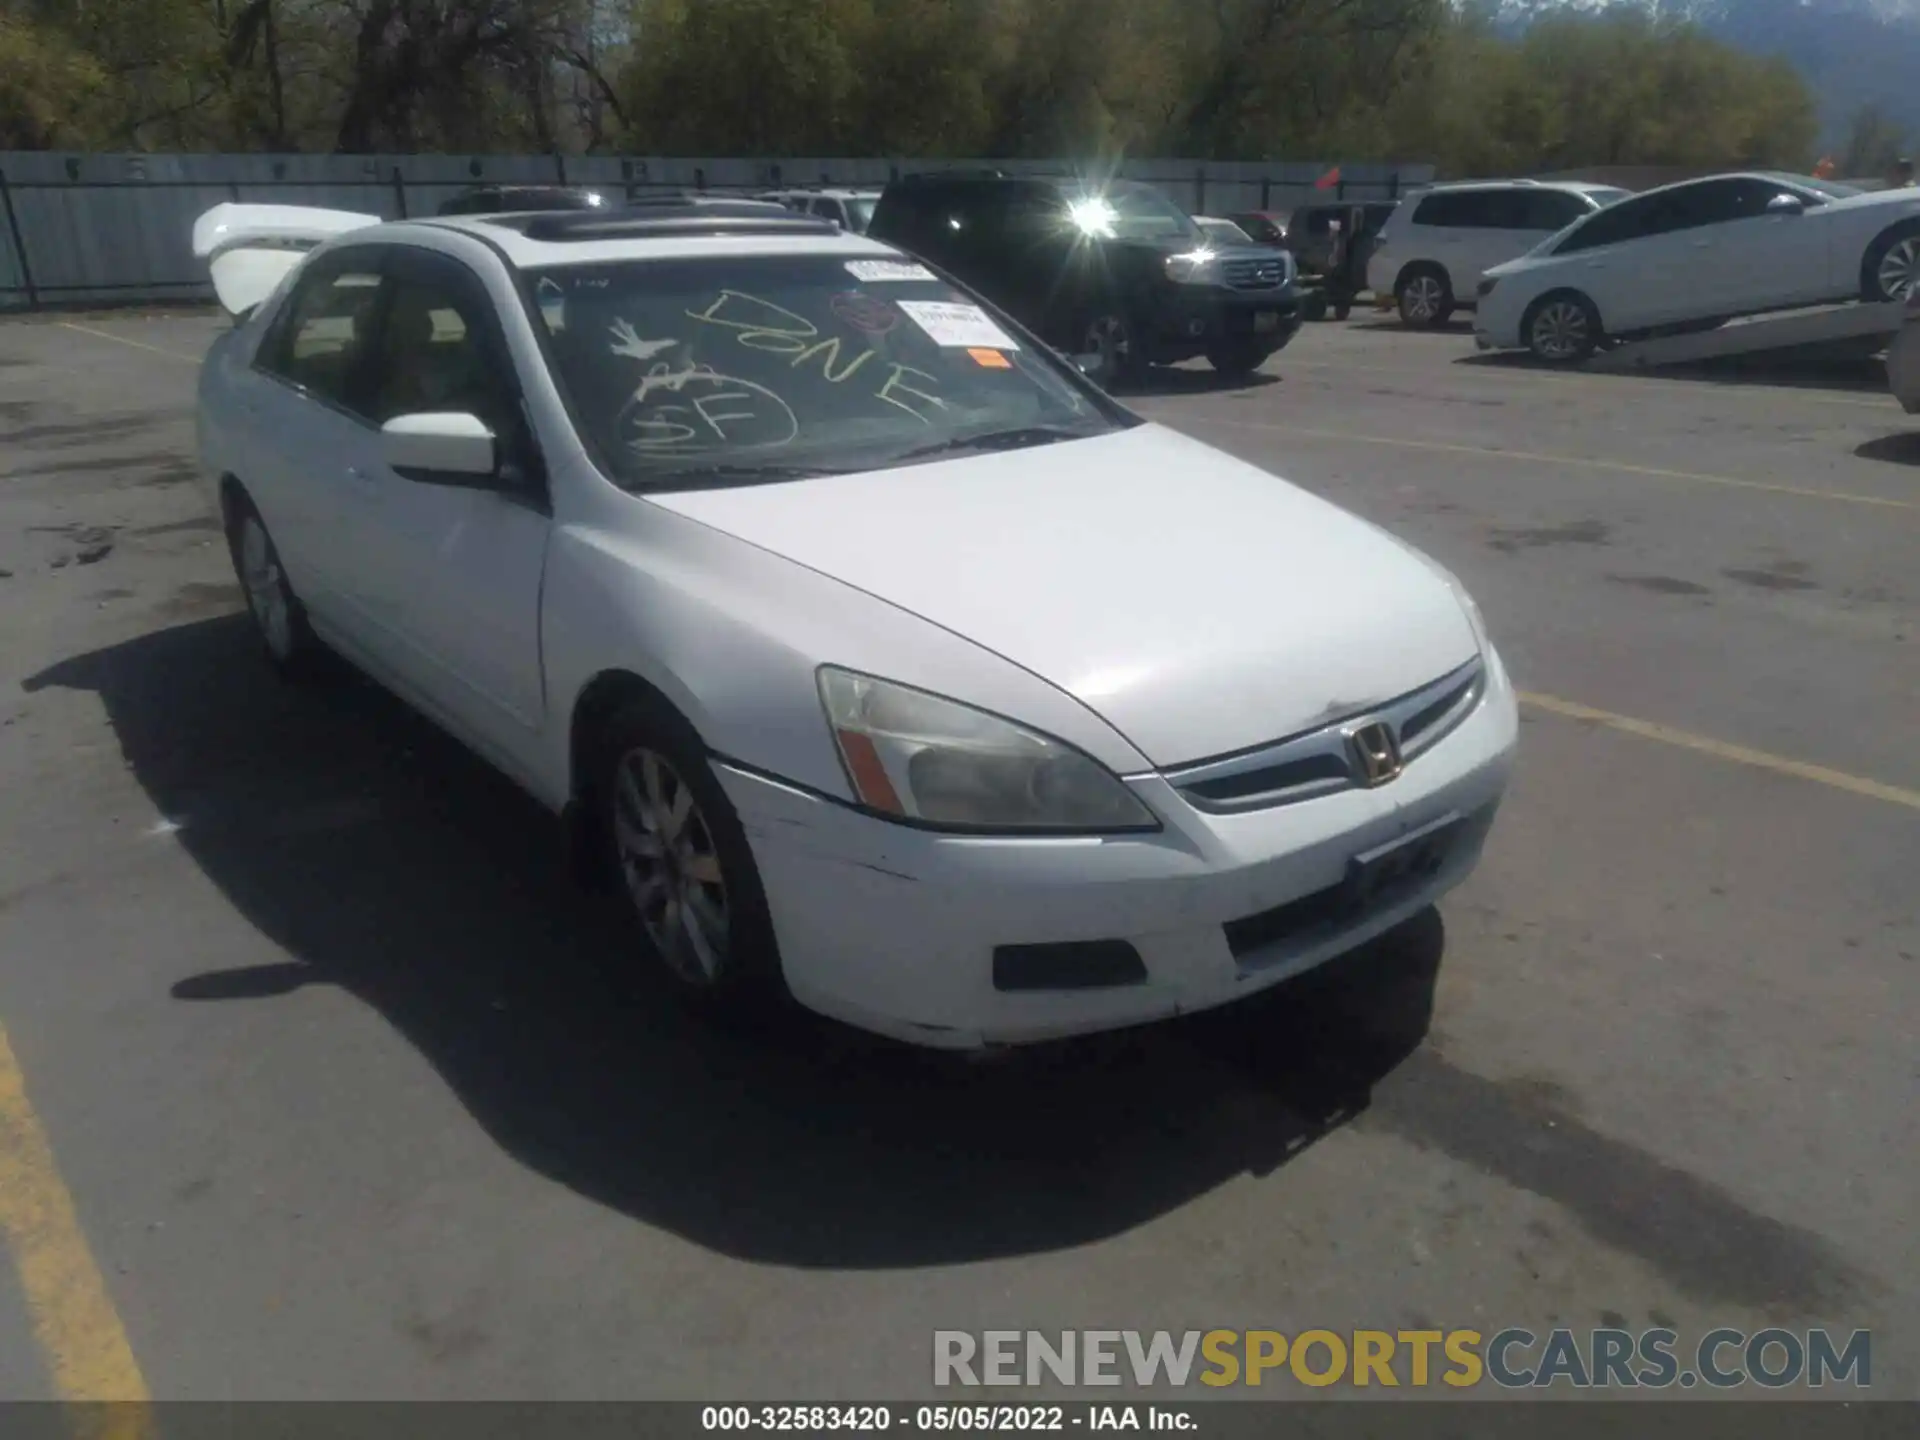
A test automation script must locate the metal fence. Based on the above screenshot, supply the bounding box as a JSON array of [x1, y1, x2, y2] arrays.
[[0, 152, 1431, 309]]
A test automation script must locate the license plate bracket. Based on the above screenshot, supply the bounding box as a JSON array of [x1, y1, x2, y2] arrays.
[[1253, 310, 1281, 334], [1343, 811, 1463, 912]]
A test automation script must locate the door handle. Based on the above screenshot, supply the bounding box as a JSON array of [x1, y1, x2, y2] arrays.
[[1691, 239, 1713, 249]]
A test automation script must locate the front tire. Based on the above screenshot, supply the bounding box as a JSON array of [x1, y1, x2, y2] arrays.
[[1522, 291, 1602, 365], [595, 699, 784, 1017], [1205, 337, 1274, 377], [1396, 266, 1454, 328], [223, 487, 322, 679], [1862, 221, 1920, 303], [1079, 309, 1145, 388]]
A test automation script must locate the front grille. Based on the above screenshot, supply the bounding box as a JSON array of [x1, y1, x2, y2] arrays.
[[1222, 257, 1287, 290], [1224, 805, 1490, 967], [1164, 657, 1485, 815]]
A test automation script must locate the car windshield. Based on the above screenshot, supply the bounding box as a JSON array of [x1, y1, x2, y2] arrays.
[[1067, 183, 1203, 245], [845, 197, 876, 232], [1197, 218, 1252, 245], [528, 254, 1125, 491]]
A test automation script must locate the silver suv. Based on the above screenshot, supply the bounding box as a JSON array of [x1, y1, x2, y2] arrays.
[[1367, 180, 1630, 327]]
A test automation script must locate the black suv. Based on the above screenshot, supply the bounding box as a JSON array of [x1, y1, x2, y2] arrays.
[[868, 172, 1300, 383], [437, 185, 611, 216]]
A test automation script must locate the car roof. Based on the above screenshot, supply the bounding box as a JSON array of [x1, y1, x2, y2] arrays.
[[385, 210, 902, 269], [1416, 178, 1612, 196]]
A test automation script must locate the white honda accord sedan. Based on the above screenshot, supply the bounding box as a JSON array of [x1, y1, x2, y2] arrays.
[[190, 197, 1518, 1048]]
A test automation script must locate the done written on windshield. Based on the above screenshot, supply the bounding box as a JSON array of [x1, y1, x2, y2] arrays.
[[527, 255, 1130, 486]]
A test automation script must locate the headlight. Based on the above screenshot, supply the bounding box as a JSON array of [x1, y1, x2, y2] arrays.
[[1067, 198, 1119, 237], [1164, 248, 1219, 284], [817, 667, 1159, 833]]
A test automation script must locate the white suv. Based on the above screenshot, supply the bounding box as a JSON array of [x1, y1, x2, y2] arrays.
[[1368, 180, 1630, 327]]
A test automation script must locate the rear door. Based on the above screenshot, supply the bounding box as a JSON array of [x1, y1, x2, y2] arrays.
[[236, 246, 392, 640], [1690, 178, 1832, 312], [1461, 189, 1556, 287]]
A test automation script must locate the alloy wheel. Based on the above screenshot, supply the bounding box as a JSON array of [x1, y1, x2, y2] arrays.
[[1084, 315, 1132, 380], [1531, 300, 1591, 362], [611, 746, 730, 986], [1877, 238, 1920, 301], [238, 517, 294, 660], [1402, 275, 1444, 323]]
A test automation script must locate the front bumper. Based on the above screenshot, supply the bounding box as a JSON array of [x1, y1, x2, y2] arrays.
[[718, 648, 1520, 1049], [1141, 286, 1302, 360]]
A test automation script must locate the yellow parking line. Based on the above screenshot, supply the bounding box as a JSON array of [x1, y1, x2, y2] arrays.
[[1519, 691, 1920, 812], [56, 321, 198, 364], [0, 1022, 151, 1409], [1186, 415, 1919, 511]]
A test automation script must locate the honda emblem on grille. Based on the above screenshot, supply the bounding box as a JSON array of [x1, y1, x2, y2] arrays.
[[1349, 721, 1403, 786]]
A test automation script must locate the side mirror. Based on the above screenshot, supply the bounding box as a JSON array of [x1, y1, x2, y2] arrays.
[[1767, 193, 1805, 216], [381, 412, 497, 484]]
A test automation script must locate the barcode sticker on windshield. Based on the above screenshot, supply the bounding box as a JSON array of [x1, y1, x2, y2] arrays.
[[896, 300, 1020, 351], [844, 260, 937, 283]]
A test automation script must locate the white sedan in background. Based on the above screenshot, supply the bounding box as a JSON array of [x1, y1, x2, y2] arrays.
[[1477, 172, 1920, 363], [190, 197, 1516, 1049]]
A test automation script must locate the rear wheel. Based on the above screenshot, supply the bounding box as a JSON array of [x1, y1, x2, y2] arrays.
[[223, 487, 323, 679], [1862, 221, 1920, 303], [1396, 266, 1454, 328], [1522, 291, 1601, 365]]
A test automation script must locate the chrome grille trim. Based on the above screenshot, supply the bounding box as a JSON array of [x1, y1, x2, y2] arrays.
[[1162, 656, 1485, 814], [1222, 256, 1288, 290]]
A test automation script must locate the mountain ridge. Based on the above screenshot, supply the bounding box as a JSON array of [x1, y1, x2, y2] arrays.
[[1489, 0, 1920, 149]]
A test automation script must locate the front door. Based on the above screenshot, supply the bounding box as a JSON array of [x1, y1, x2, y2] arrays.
[[1689, 179, 1832, 314], [354, 245, 551, 767]]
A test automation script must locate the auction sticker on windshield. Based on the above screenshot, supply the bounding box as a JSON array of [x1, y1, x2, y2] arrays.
[[845, 260, 938, 283], [897, 300, 1021, 351]]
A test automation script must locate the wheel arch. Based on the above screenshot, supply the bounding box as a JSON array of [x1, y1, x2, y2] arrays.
[[1394, 258, 1452, 295], [1862, 216, 1920, 300], [564, 667, 701, 889], [1521, 285, 1606, 333]]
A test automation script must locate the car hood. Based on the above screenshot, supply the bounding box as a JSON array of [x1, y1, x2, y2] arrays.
[[643, 425, 1479, 768]]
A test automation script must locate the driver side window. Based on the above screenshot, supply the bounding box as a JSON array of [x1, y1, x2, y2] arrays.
[[364, 259, 520, 439]]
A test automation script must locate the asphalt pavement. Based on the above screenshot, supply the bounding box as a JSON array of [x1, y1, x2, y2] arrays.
[[0, 307, 1914, 1402]]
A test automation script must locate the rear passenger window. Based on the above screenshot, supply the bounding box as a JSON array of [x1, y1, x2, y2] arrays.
[[258, 255, 387, 417], [1413, 191, 1498, 228], [1516, 191, 1590, 231]]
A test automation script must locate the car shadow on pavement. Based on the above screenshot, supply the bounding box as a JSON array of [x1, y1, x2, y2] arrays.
[[1457, 349, 1893, 396], [1109, 367, 1282, 398], [25, 616, 1446, 1269], [1855, 431, 1920, 466]]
